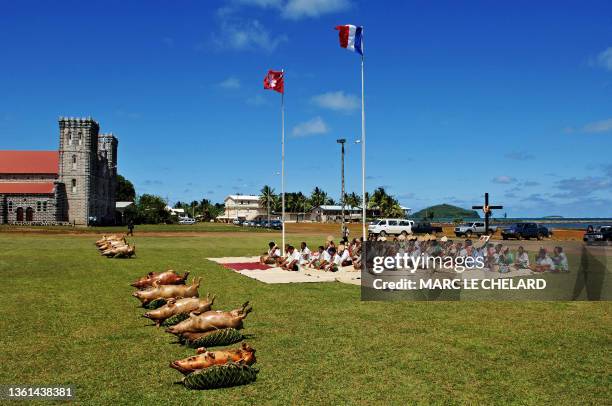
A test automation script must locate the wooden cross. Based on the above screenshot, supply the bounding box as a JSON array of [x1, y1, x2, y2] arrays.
[[472, 193, 503, 234]]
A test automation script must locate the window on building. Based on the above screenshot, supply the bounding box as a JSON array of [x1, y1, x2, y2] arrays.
[[43, 201, 47, 212], [68, 133, 73, 146], [78, 132, 83, 145], [71, 179, 77, 193], [37, 201, 42, 212], [7, 201, 12, 212], [72, 155, 77, 170]]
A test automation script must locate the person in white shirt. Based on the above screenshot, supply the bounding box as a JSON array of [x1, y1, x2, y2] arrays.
[[552, 246, 569, 272], [514, 246, 530, 269], [299, 242, 311, 265], [324, 247, 340, 272], [317, 247, 333, 270], [308, 246, 324, 268], [260, 241, 281, 265], [337, 244, 351, 267], [281, 245, 302, 271], [532, 248, 554, 272]]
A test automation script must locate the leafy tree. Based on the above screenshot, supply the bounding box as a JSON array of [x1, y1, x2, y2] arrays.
[[259, 185, 276, 221], [344, 192, 361, 208], [115, 174, 136, 201], [309, 187, 328, 208], [368, 187, 404, 218], [134, 194, 171, 224]]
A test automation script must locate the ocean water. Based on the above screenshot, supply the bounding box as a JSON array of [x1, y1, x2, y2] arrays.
[[428, 218, 612, 230]]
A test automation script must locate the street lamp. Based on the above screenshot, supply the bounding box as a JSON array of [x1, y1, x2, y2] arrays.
[[337, 138, 346, 239]]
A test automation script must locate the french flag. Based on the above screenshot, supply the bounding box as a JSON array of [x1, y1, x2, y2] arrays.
[[335, 25, 363, 55]]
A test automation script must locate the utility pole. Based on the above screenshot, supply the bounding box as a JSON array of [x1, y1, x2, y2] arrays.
[[337, 138, 346, 239]]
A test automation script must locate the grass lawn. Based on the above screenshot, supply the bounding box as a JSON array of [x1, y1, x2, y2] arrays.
[[0, 232, 610, 404]]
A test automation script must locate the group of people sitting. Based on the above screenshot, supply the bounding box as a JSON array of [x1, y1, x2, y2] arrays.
[[379, 234, 569, 273], [259, 236, 363, 272], [259, 234, 569, 274]]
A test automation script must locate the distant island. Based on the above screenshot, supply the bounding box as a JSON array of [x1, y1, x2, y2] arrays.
[[543, 215, 564, 219], [411, 204, 480, 220]]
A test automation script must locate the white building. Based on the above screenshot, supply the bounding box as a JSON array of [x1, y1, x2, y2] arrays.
[[218, 194, 266, 222]]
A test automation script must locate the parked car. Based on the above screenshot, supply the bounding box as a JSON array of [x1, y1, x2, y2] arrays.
[[454, 222, 497, 237], [231, 219, 241, 225], [583, 225, 612, 242], [368, 219, 414, 237], [538, 225, 552, 238], [501, 223, 546, 240], [269, 220, 283, 230], [178, 217, 196, 225], [411, 222, 443, 235]]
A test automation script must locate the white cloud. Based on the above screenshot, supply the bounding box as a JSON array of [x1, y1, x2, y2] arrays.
[[281, 0, 351, 19], [492, 176, 516, 184], [217, 76, 241, 89], [593, 47, 612, 71], [212, 19, 288, 53], [292, 116, 329, 137], [582, 118, 612, 133], [311, 91, 359, 112], [228, 0, 351, 20]]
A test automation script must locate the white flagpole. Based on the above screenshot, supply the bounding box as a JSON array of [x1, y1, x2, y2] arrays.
[[360, 39, 366, 242], [281, 70, 286, 256]]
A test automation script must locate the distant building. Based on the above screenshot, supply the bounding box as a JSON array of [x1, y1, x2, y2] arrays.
[[310, 205, 364, 222], [166, 206, 186, 217], [0, 117, 118, 225], [218, 194, 266, 222]]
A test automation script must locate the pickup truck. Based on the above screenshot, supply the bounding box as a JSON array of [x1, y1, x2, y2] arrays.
[[583, 225, 612, 242], [411, 222, 443, 235], [454, 222, 497, 237], [501, 223, 546, 240]]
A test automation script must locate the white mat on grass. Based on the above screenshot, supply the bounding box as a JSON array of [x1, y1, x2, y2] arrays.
[[207, 257, 361, 285]]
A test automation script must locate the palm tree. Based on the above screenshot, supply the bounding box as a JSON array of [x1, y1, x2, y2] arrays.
[[309, 187, 328, 208], [344, 192, 361, 208], [369, 187, 403, 218], [259, 185, 276, 223], [293, 191, 309, 222]]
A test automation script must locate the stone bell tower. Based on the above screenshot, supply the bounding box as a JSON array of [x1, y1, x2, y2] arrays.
[[58, 117, 99, 225]]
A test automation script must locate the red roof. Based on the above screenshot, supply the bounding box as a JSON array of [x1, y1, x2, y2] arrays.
[[0, 151, 59, 174], [0, 182, 55, 194]]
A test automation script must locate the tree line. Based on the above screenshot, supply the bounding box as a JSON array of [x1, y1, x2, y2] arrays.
[[258, 185, 405, 218]]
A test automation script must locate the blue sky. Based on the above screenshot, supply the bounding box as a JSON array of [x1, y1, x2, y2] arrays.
[[1, 0, 611, 217]]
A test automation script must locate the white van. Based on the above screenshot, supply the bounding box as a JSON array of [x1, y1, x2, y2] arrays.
[[368, 218, 414, 237], [178, 217, 196, 225]]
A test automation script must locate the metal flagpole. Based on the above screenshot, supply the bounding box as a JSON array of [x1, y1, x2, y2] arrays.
[[360, 43, 366, 241], [281, 70, 286, 256]]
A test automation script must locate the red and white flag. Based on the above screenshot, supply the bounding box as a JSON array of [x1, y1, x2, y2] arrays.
[[263, 70, 284, 93]]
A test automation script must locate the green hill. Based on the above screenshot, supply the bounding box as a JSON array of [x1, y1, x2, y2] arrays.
[[411, 204, 480, 220]]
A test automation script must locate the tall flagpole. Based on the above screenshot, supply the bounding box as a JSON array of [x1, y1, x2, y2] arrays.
[[360, 41, 366, 242], [281, 70, 286, 255]]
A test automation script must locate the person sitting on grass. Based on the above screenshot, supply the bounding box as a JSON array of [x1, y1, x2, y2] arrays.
[[299, 242, 311, 265], [551, 246, 569, 272], [531, 248, 554, 272], [281, 245, 301, 272], [260, 241, 281, 265], [498, 247, 514, 273], [514, 246, 530, 269], [308, 246, 325, 268], [350, 239, 363, 270], [337, 244, 352, 267], [324, 247, 340, 272], [316, 246, 333, 270], [277, 244, 291, 267]]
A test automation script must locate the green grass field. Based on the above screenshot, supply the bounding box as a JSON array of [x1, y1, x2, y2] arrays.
[[0, 232, 610, 405]]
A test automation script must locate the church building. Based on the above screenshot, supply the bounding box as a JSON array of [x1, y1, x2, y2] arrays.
[[0, 117, 119, 225]]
